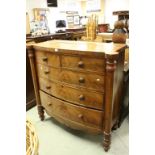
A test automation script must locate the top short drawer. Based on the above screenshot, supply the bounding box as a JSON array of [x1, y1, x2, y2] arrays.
[[61, 55, 105, 73], [35, 50, 60, 67]]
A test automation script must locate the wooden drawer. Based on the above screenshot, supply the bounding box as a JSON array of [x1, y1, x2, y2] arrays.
[[60, 70, 104, 91], [37, 64, 104, 91], [40, 90, 103, 128], [36, 64, 60, 82], [35, 50, 60, 67], [61, 55, 105, 73], [38, 77, 104, 110]]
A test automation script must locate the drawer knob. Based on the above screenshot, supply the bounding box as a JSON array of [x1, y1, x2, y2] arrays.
[[78, 61, 84, 68], [55, 48, 58, 52], [48, 102, 52, 106], [46, 85, 51, 89], [44, 70, 50, 74], [79, 94, 85, 101], [79, 77, 85, 83], [78, 114, 83, 119], [96, 78, 101, 82], [42, 57, 48, 61]]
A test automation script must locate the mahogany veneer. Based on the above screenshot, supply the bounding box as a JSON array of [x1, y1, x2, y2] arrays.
[[27, 40, 126, 152]]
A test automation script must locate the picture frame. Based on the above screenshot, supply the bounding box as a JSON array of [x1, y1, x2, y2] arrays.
[[67, 16, 74, 23], [74, 15, 80, 25], [86, 0, 101, 13]]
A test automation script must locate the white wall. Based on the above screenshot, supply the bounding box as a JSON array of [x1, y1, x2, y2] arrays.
[[80, 0, 105, 24], [26, 0, 82, 33], [26, 0, 129, 31], [26, 0, 47, 21], [104, 0, 129, 28]]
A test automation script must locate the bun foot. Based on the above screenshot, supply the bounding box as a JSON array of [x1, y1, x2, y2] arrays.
[[103, 141, 110, 152], [104, 146, 110, 152]]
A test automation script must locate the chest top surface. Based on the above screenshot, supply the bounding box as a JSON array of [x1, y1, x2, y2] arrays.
[[30, 40, 126, 55]]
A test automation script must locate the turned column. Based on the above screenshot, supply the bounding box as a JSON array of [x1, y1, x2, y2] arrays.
[[103, 54, 118, 151], [27, 46, 44, 121]]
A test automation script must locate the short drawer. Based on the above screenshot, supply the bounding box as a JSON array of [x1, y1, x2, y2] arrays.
[[36, 64, 60, 82], [40, 91, 103, 128], [38, 77, 104, 110], [61, 55, 105, 73], [37, 64, 104, 92], [35, 50, 60, 67]]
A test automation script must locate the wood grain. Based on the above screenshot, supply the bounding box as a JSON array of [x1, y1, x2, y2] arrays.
[[40, 90, 103, 129], [46, 112, 102, 134], [61, 55, 105, 73], [35, 50, 60, 67], [38, 77, 104, 110], [36, 63, 104, 92], [32, 40, 126, 56], [27, 40, 126, 152], [27, 48, 44, 120]]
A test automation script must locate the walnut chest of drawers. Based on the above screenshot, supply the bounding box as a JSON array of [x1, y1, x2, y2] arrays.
[[27, 40, 126, 151]]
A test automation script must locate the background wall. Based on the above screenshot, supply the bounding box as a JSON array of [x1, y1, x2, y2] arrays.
[[80, 0, 105, 24], [26, 0, 129, 31], [104, 0, 129, 28], [26, 0, 82, 33], [26, 13, 31, 34], [26, 0, 47, 21]]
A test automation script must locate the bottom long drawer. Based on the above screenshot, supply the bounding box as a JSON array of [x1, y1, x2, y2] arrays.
[[40, 90, 103, 129]]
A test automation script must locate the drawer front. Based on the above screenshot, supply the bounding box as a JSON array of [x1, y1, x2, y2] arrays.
[[40, 91, 103, 128], [61, 55, 105, 73], [37, 64, 104, 91], [36, 64, 61, 82], [38, 78, 104, 110], [35, 50, 60, 67], [60, 70, 104, 91]]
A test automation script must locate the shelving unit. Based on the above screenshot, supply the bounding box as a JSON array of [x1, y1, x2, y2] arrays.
[[113, 10, 129, 33], [113, 10, 129, 20]]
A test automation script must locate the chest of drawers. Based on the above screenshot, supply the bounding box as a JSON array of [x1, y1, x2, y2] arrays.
[[27, 40, 126, 151]]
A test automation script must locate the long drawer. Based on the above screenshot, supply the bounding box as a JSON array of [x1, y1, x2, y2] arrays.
[[38, 77, 104, 110], [40, 90, 103, 129], [36, 64, 104, 92], [61, 55, 105, 73], [35, 50, 60, 67]]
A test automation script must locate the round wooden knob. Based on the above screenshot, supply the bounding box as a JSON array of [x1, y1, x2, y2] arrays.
[[48, 102, 52, 106], [79, 94, 85, 101], [46, 85, 51, 89], [55, 48, 58, 52], [78, 61, 84, 68], [44, 70, 50, 74], [42, 57, 48, 61], [96, 78, 100, 82], [79, 77, 85, 83], [78, 114, 83, 119]]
